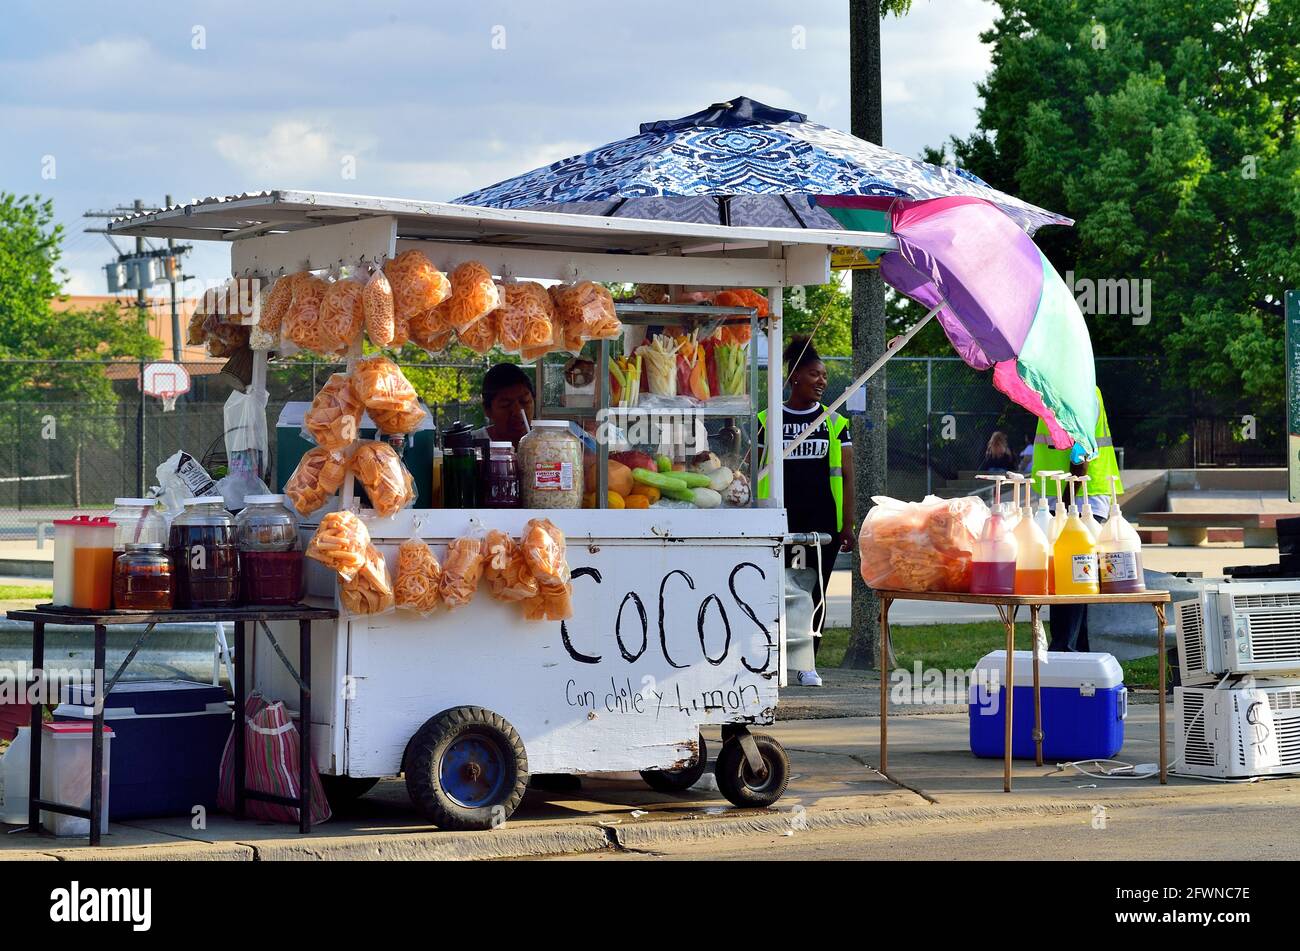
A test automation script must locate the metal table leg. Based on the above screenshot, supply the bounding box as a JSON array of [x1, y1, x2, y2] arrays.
[[999, 604, 1015, 792], [89, 624, 105, 846], [27, 620, 44, 833], [1030, 604, 1043, 767], [233, 620, 246, 817], [879, 596, 891, 775], [1155, 603, 1168, 785], [298, 618, 312, 834]]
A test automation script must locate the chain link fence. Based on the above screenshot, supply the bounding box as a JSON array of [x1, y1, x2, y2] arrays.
[[0, 356, 1282, 538]]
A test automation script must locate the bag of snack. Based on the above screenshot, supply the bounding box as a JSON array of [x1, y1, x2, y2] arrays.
[[363, 267, 398, 349], [440, 533, 485, 610], [521, 581, 573, 621], [521, 517, 570, 587], [394, 536, 442, 615], [351, 354, 418, 413], [857, 495, 988, 593], [384, 249, 450, 322], [409, 302, 455, 354], [283, 273, 328, 353], [340, 544, 395, 616], [260, 273, 295, 336], [555, 281, 620, 341], [506, 282, 557, 362], [458, 302, 498, 355], [284, 445, 348, 516], [446, 261, 500, 333], [317, 276, 366, 356], [483, 529, 540, 603], [303, 372, 363, 451], [350, 441, 416, 517], [368, 402, 427, 435], [306, 509, 371, 581]]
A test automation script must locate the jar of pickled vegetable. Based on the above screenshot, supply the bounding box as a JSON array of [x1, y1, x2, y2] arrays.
[[518, 421, 583, 509]]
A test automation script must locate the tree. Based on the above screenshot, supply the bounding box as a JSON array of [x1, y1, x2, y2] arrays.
[[941, 0, 1300, 422], [845, 0, 914, 671]]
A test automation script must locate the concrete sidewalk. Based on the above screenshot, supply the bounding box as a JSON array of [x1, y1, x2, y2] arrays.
[[5, 697, 1294, 861]]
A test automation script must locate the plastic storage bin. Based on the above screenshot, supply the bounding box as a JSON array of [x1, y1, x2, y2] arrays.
[[40, 721, 114, 836], [968, 650, 1127, 761], [55, 680, 231, 820]]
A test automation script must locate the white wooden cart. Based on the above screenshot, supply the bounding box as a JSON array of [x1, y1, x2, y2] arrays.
[[111, 191, 896, 829]]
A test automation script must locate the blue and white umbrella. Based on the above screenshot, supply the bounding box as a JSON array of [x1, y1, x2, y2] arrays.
[[455, 97, 1071, 235]]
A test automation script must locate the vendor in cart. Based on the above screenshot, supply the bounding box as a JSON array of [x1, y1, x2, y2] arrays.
[[471, 363, 536, 447]]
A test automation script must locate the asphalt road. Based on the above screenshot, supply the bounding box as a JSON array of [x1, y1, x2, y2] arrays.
[[548, 798, 1300, 861]]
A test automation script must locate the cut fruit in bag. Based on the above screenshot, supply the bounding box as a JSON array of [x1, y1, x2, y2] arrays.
[[394, 536, 442, 614], [350, 441, 416, 517], [306, 510, 371, 581]]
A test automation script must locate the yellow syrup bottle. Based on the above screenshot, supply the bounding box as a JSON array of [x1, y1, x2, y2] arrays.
[[1052, 477, 1100, 595]]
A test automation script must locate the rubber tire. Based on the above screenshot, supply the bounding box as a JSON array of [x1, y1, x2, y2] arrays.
[[319, 775, 379, 808], [714, 733, 790, 808], [640, 735, 709, 793], [404, 706, 529, 831]]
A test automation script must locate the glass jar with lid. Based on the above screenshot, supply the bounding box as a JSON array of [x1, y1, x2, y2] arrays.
[[113, 543, 174, 611], [518, 420, 583, 509], [168, 497, 239, 608], [107, 498, 166, 553], [483, 441, 521, 508], [234, 494, 304, 606]]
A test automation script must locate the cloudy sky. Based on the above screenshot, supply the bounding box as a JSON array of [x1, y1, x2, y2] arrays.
[[1, 0, 998, 296]]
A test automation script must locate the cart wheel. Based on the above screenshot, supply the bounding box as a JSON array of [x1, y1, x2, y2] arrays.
[[640, 736, 709, 793], [404, 706, 529, 831], [319, 775, 380, 809], [714, 733, 789, 808]]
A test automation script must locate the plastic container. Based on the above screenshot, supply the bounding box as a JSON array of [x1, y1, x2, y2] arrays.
[[0, 724, 31, 824], [442, 422, 480, 509], [235, 494, 304, 606], [484, 441, 521, 508], [52, 516, 86, 608], [1009, 477, 1050, 595], [518, 420, 584, 509], [72, 517, 116, 611], [1098, 474, 1145, 594], [969, 650, 1126, 760], [1076, 477, 1102, 541], [107, 498, 166, 552], [40, 721, 114, 836], [971, 475, 1017, 595], [112, 544, 174, 611], [1052, 488, 1100, 595], [55, 680, 231, 819], [169, 497, 239, 609]]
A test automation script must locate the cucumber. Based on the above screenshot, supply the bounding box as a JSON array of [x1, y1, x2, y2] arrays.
[[633, 467, 689, 493], [674, 471, 713, 489]]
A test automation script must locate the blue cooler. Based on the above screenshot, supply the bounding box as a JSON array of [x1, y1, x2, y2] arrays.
[[54, 680, 232, 820], [969, 651, 1126, 761]]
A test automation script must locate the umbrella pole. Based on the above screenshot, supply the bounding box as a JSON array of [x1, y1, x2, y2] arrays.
[[768, 301, 941, 467]]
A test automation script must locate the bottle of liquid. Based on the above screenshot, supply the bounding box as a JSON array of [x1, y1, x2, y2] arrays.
[[1098, 474, 1146, 593], [971, 475, 1018, 595], [1077, 476, 1102, 541], [1032, 471, 1059, 593], [1052, 481, 1100, 595], [1001, 477, 1022, 532], [168, 497, 240, 608], [1010, 475, 1050, 595]]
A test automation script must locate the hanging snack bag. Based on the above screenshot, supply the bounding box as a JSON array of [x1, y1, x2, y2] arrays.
[[303, 372, 363, 451], [483, 529, 540, 603], [362, 266, 398, 349], [458, 300, 499, 355], [446, 261, 500, 333], [259, 273, 295, 336], [440, 533, 485, 609], [521, 517, 570, 586], [350, 441, 416, 517], [317, 276, 366, 356], [306, 509, 370, 581], [384, 249, 450, 323], [521, 581, 574, 622], [369, 402, 427, 436], [283, 273, 328, 353], [394, 536, 442, 614], [508, 282, 558, 362], [283, 445, 348, 516], [556, 281, 620, 341], [351, 354, 419, 413], [339, 543, 395, 616], [409, 302, 455, 355]]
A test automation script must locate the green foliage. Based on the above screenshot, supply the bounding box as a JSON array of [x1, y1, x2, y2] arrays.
[[940, 0, 1300, 416], [783, 279, 853, 356]]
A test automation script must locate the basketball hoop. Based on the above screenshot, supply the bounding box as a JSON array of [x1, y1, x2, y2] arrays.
[[142, 361, 192, 413]]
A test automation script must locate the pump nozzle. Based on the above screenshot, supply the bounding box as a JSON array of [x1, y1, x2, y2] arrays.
[[976, 474, 1007, 514], [1108, 473, 1121, 512]]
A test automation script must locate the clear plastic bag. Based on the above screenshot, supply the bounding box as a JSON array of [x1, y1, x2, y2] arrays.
[[284, 446, 348, 516], [350, 441, 415, 517], [260, 273, 294, 336], [317, 276, 366, 356], [521, 517, 570, 587], [363, 266, 398, 349], [340, 543, 395, 616], [446, 261, 500, 333], [409, 302, 455, 355], [368, 402, 427, 436], [351, 354, 419, 414], [857, 494, 988, 593], [521, 581, 573, 621], [306, 509, 371, 581], [483, 529, 540, 603], [554, 281, 620, 342], [303, 373, 362, 451], [458, 302, 499, 355], [394, 535, 442, 615], [384, 249, 450, 322], [283, 273, 328, 353], [440, 529, 486, 610]]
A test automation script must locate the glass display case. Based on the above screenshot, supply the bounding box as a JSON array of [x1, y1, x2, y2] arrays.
[[535, 302, 762, 509]]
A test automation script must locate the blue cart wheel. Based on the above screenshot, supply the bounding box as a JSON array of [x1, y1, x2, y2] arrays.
[[404, 707, 529, 830]]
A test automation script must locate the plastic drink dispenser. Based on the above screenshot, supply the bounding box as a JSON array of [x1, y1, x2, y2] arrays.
[[971, 475, 1017, 595], [1010, 476, 1050, 595], [1032, 472, 1059, 594], [52, 516, 88, 608], [1099, 474, 1145, 593], [72, 517, 116, 611], [1052, 477, 1100, 595]]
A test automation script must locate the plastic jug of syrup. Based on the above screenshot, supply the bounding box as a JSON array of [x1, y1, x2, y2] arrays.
[[971, 475, 1018, 595], [1052, 480, 1100, 595], [1008, 475, 1049, 595], [1098, 474, 1145, 593]]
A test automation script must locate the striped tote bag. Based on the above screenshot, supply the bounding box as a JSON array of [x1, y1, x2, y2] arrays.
[[218, 692, 331, 825]]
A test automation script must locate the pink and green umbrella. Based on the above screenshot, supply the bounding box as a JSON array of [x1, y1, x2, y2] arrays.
[[819, 194, 1098, 461]]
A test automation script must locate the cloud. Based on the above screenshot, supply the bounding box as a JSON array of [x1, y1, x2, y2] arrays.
[[214, 120, 362, 183]]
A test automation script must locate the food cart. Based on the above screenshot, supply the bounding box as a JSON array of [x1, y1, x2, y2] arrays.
[[109, 190, 896, 830]]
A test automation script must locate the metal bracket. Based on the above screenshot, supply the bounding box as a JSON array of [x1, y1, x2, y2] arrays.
[[257, 620, 311, 696], [724, 724, 767, 778], [104, 622, 157, 696]]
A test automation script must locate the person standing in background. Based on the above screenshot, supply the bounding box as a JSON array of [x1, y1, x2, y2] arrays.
[[978, 431, 1019, 473]]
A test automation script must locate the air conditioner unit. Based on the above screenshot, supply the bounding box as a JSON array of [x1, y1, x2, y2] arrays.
[[1175, 683, 1300, 779], [1174, 581, 1300, 684]]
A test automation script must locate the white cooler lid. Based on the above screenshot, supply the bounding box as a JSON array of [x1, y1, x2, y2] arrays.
[[972, 650, 1124, 691]]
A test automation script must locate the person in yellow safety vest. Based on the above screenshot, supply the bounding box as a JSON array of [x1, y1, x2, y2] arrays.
[[756, 336, 855, 687], [1031, 386, 1122, 652]]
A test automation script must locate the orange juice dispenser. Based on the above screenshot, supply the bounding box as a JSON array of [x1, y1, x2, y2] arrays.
[[1052, 477, 1099, 595], [71, 516, 116, 611], [1098, 474, 1146, 593], [1009, 475, 1050, 595], [971, 475, 1018, 595]]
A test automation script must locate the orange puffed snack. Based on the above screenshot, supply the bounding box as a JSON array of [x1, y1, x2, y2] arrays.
[[440, 536, 485, 610], [857, 495, 988, 593], [496, 282, 553, 355], [483, 530, 540, 603], [306, 510, 371, 581], [260, 275, 294, 335], [284, 446, 348, 516], [351, 354, 418, 413], [394, 538, 442, 614], [409, 302, 454, 354], [284, 274, 328, 352], [363, 268, 398, 349], [557, 281, 620, 340], [304, 373, 362, 451], [458, 304, 498, 355], [521, 581, 574, 622], [446, 261, 500, 333], [317, 278, 365, 356], [350, 441, 415, 517], [340, 544, 394, 615], [521, 518, 569, 586], [369, 403, 426, 435], [384, 250, 450, 322]]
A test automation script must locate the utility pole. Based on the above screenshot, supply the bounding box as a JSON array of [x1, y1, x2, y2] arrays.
[[134, 199, 148, 498], [166, 194, 181, 362]]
